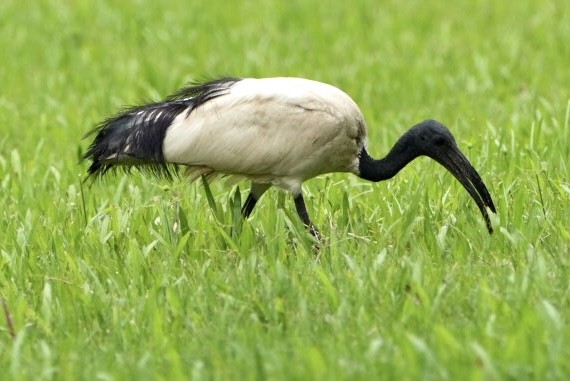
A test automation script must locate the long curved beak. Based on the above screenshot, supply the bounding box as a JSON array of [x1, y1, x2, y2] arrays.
[[432, 146, 496, 233]]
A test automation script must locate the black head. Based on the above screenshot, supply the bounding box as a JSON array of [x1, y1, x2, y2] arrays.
[[406, 119, 457, 156], [358, 119, 496, 233], [407, 119, 496, 233]]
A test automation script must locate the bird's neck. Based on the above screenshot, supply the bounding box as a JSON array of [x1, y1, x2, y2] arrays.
[[358, 140, 418, 182]]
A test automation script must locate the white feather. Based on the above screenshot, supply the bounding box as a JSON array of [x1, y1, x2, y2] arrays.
[[163, 77, 367, 194]]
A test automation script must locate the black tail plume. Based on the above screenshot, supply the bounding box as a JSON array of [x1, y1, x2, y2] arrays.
[[83, 77, 241, 178]]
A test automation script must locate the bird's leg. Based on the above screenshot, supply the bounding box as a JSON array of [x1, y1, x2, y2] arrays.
[[294, 194, 321, 240], [241, 194, 257, 218], [241, 182, 270, 218]]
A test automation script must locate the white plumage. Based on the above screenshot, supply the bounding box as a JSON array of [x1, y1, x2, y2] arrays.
[[163, 78, 365, 194], [84, 77, 496, 237]]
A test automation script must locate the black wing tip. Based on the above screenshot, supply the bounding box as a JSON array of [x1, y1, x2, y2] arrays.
[[82, 76, 241, 181], [166, 76, 242, 101], [83, 160, 179, 182], [81, 104, 177, 180]]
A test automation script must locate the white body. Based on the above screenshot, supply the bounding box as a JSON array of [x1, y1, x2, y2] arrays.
[[163, 78, 367, 194]]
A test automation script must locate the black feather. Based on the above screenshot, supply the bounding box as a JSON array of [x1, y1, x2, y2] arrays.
[[83, 77, 242, 178]]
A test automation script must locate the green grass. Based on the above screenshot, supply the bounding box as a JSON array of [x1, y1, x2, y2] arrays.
[[1, 0, 569, 379]]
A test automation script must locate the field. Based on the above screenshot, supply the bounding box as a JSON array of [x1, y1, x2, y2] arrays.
[[1, 0, 569, 379]]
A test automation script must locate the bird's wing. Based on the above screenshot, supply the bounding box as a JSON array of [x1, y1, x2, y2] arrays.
[[162, 78, 365, 189]]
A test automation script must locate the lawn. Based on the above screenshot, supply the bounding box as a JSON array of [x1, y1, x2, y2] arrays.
[[1, 0, 569, 380]]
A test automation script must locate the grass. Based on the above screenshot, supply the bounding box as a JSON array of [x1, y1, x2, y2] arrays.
[[1, 0, 569, 379]]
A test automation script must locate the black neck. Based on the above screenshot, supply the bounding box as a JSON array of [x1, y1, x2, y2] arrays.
[[358, 140, 418, 182]]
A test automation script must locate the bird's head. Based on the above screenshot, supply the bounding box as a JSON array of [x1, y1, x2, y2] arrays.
[[405, 119, 457, 156], [402, 119, 496, 233]]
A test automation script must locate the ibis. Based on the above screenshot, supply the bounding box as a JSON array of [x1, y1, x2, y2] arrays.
[[84, 77, 496, 237]]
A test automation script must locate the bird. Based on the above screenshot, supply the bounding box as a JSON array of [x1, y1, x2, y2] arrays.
[[83, 77, 496, 238]]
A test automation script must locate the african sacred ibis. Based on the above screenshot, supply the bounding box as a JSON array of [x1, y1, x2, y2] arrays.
[[84, 77, 496, 237]]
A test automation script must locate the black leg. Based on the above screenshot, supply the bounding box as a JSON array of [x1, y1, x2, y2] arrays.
[[294, 194, 321, 240], [241, 193, 257, 218], [241, 182, 270, 219]]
